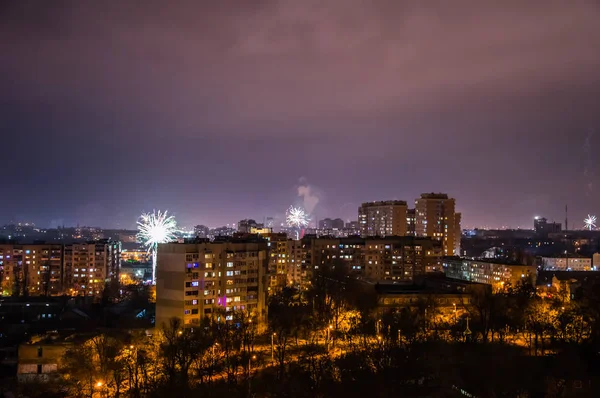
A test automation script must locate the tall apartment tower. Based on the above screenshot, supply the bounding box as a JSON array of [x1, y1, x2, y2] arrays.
[[156, 238, 269, 328], [358, 201, 408, 237], [415, 193, 456, 256], [63, 240, 121, 298], [406, 209, 416, 236], [454, 212, 462, 256]]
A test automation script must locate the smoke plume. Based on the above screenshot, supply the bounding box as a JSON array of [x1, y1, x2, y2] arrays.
[[297, 178, 320, 214]]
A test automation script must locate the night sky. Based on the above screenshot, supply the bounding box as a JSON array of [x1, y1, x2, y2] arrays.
[[2, 0, 600, 229]]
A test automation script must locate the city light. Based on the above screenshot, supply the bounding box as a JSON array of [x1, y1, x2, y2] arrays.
[[137, 210, 178, 284]]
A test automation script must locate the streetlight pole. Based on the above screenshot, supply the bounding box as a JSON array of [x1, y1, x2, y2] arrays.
[[271, 333, 276, 363], [248, 355, 256, 397], [453, 303, 457, 324]]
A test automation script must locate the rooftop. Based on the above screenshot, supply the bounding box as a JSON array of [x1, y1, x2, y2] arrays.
[[360, 200, 407, 207], [443, 256, 529, 266]]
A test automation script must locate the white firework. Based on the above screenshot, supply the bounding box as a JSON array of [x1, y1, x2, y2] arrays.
[[584, 215, 597, 231], [137, 210, 178, 284], [286, 206, 310, 239]]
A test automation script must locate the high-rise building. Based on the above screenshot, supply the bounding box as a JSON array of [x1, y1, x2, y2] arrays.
[[155, 237, 269, 328], [358, 201, 408, 237], [533, 217, 562, 235], [318, 218, 344, 230], [262, 233, 288, 293], [238, 219, 263, 233], [194, 225, 210, 239], [454, 212, 462, 256], [0, 243, 63, 297], [63, 240, 121, 298], [343, 221, 360, 236], [406, 209, 416, 236], [415, 193, 456, 256]]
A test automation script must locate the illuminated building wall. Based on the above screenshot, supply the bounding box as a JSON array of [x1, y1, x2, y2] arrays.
[[156, 239, 269, 328], [443, 257, 537, 292], [359, 201, 408, 237], [541, 256, 592, 271], [415, 193, 457, 256], [0, 244, 63, 296], [63, 240, 121, 298]]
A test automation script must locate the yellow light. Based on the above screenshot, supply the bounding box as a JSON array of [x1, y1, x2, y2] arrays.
[[96, 381, 103, 387]]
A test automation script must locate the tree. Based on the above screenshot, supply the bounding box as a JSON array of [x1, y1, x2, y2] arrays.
[[158, 317, 213, 391], [269, 287, 311, 378]]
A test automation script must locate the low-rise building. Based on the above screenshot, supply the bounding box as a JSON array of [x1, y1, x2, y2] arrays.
[[541, 256, 592, 271], [17, 341, 67, 383], [443, 257, 537, 292]]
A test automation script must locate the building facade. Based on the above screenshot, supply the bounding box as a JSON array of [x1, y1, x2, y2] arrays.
[[318, 218, 344, 230], [359, 201, 408, 237], [156, 238, 269, 328], [63, 240, 121, 298], [0, 244, 63, 297], [541, 256, 592, 271], [415, 193, 458, 256], [443, 257, 537, 292]]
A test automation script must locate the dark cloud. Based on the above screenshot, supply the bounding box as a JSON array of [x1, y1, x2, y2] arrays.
[[1, 0, 599, 228]]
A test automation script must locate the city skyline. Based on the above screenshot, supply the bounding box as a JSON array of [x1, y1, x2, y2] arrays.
[[2, 1, 600, 229]]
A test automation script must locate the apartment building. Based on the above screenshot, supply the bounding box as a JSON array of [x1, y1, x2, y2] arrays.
[[541, 256, 593, 271], [415, 193, 458, 256], [293, 235, 440, 284], [155, 238, 269, 328], [262, 233, 289, 293], [359, 201, 408, 237], [0, 244, 63, 297], [443, 257, 537, 292], [63, 240, 121, 297], [363, 237, 441, 281]]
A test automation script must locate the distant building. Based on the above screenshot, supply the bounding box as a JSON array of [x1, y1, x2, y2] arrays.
[[542, 256, 592, 271], [443, 257, 537, 292], [238, 219, 264, 233], [406, 209, 416, 236], [359, 201, 408, 237], [318, 218, 344, 230], [343, 221, 360, 236], [194, 225, 210, 239], [155, 237, 269, 328], [415, 193, 457, 256], [120, 248, 150, 264], [534, 217, 562, 235], [210, 226, 236, 238]]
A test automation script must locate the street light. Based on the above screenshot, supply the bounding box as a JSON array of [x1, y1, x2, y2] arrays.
[[453, 303, 457, 324], [271, 333, 276, 362]]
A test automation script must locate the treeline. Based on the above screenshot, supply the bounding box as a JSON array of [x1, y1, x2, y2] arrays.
[[20, 264, 600, 397]]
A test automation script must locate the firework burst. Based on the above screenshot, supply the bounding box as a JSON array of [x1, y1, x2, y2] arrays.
[[137, 210, 178, 284], [584, 215, 597, 231], [286, 206, 310, 239]]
